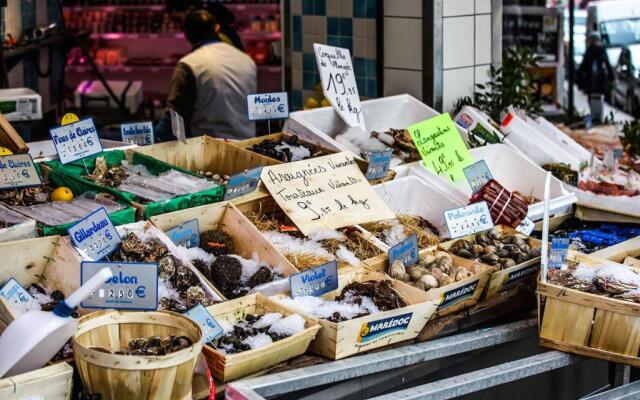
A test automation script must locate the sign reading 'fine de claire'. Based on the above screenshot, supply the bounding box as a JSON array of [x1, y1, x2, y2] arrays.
[[68, 208, 121, 261], [49, 118, 102, 164]]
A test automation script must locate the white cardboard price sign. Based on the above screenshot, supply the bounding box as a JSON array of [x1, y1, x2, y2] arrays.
[[68, 207, 121, 261], [247, 92, 289, 120], [0, 154, 42, 189], [260, 152, 394, 236], [121, 121, 154, 146], [314, 43, 365, 131], [49, 118, 103, 164], [444, 201, 495, 239]]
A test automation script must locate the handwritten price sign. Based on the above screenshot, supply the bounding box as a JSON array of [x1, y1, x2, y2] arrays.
[[314, 43, 365, 131], [409, 113, 473, 182], [260, 152, 394, 236]]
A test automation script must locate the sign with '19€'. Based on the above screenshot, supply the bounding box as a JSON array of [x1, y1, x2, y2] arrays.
[[314, 43, 366, 131], [81, 261, 158, 310], [68, 208, 121, 261], [49, 118, 103, 164]]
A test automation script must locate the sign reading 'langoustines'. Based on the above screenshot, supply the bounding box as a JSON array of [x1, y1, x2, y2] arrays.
[[260, 152, 394, 236]]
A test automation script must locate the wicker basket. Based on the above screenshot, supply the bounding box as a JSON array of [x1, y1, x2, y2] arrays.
[[537, 251, 640, 367], [201, 293, 321, 382], [73, 310, 203, 400]]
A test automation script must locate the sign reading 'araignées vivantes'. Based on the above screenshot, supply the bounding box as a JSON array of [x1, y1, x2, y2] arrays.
[[260, 152, 394, 236]]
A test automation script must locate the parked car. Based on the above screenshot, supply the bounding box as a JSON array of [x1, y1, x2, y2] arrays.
[[610, 46, 640, 116]]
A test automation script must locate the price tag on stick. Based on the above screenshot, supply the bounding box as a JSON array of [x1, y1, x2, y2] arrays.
[[549, 237, 570, 269], [170, 108, 186, 144], [314, 43, 365, 131], [247, 92, 289, 120], [444, 202, 495, 239], [121, 121, 154, 146], [515, 217, 536, 236], [223, 167, 263, 201], [49, 118, 103, 164], [68, 208, 121, 261], [388, 234, 419, 268], [290, 260, 338, 298], [165, 219, 200, 249], [463, 160, 493, 193], [185, 304, 224, 343], [366, 150, 392, 181], [0, 154, 42, 189], [409, 113, 474, 182], [81, 261, 158, 310]]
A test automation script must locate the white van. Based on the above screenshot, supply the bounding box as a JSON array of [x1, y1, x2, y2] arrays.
[[586, 0, 640, 64]]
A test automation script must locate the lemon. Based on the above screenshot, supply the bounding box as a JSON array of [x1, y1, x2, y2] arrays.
[[304, 97, 320, 110], [320, 98, 331, 107], [51, 187, 74, 202], [0, 147, 13, 156]]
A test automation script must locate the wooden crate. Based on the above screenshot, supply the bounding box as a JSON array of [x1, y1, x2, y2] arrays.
[[365, 248, 494, 317], [537, 251, 640, 367], [439, 226, 542, 300], [234, 132, 395, 182], [202, 293, 321, 382], [0, 114, 29, 154], [0, 363, 73, 400], [150, 202, 299, 296], [592, 235, 640, 263], [0, 235, 85, 327], [272, 267, 438, 360], [129, 135, 279, 206]]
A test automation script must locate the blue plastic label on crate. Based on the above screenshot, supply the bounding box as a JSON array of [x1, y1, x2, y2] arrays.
[[0, 278, 33, 309], [185, 304, 224, 343], [463, 160, 493, 193], [49, 118, 103, 164], [81, 261, 158, 310], [515, 217, 535, 236], [165, 219, 200, 249], [290, 260, 338, 298], [223, 167, 262, 200], [121, 121, 154, 146], [247, 92, 289, 121], [388, 234, 419, 268], [365, 150, 392, 181], [444, 201, 494, 239], [549, 237, 571, 269], [68, 208, 121, 261], [0, 154, 42, 189]]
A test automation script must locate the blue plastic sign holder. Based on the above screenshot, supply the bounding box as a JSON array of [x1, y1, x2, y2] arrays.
[[515, 217, 536, 236], [463, 160, 493, 193], [549, 237, 571, 269], [121, 121, 154, 146], [247, 92, 289, 121], [165, 219, 200, 249], [81, 261, 158, 310], [290, 260, 338, 299], [185, 304, 224, 343], [444, 201, 495, 239], [366, 150, 392, 181], [0, 154, 42, 189], [49, 118, 103, 164], [0, 278, 34, 309], [388, 234, 419, 267], [223, 167, 262, 201], [68, 208, 121, 261]]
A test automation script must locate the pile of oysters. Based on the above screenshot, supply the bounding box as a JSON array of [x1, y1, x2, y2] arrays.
[[448, 228, 541, 270]]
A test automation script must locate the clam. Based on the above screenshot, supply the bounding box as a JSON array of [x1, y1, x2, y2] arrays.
[[420, 274, 439, 290]]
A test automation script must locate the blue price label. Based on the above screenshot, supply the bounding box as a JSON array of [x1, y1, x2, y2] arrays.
[[247, 92, 289, 121], [121, 121, 154, 146], [290, 260, 338, 298], [549, 237, 570, 269], [444, 202, 495, 239], [0, 278, 34, 309], [463, 160, 493, 193], [165, 219, 200, 249], [223, 167, 262, 200], [68, 208, 121, 261], [49, 118, 103, 164], [366, 150, 392, 180], [185, 304, 224, 343], [388, 234, 419, 268], [0, 154, 42, 189], [81, 261, 158, 310]]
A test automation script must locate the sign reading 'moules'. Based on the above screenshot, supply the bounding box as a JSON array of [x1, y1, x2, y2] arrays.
[[260, 152, 394, 236], [49, 118, 102, 164]]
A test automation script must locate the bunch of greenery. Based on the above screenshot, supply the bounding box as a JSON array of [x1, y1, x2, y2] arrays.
[[622, 119, 640, 157]]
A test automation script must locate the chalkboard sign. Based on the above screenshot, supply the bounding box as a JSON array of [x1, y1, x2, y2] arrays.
[[503, 9, 561, 62]]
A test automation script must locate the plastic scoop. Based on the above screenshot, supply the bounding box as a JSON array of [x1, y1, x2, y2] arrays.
[[0, 267, 112, 378], [540, 171, 552, 283]]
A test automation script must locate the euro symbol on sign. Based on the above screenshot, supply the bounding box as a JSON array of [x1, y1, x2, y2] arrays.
[[480, 215, 487, 224], [278, 104, 285, 112], [136, 286, 146, 298], [21, 170, 30, 178]]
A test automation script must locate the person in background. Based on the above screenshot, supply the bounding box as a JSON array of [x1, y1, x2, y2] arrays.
[[156, 9, 256, 141], [578, 32, 614, 122]]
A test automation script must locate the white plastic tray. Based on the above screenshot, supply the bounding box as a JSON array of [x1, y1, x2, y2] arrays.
[[372, 176, 464, 239], [392, 144, 577, 222], [529, 116, 594, 164], [284, 94, 467, 157]]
